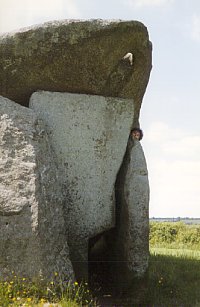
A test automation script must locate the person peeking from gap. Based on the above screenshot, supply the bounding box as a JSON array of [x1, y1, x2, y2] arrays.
[[130, 128, 143, 141]]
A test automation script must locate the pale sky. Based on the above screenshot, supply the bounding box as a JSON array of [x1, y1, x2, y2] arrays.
[[0, 0, 200, 217]]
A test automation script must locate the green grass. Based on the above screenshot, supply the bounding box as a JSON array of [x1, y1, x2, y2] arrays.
[[112, 223, 200, 306], [0, 275, 99, 307], [110, 247, 200, 307], [151, 246, 200, 259], [1, 222, 199, 306], [1, 249, 199, 307], [144, 223, 200, 306], [145, 247, 200, 307]]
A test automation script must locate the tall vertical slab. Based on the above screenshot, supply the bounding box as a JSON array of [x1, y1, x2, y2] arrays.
[[30, 91, 133, 279], [114, 138, 149, 283]]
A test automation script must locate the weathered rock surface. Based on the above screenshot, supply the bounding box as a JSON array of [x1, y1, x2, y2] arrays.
[[30, 91, 134, 279], [0, 95, 74, 280], [114, 138, 149, 281], [0, 19, 152, 126]]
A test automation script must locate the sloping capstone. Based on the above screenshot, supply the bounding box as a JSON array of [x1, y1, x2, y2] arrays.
[[30, 91, 134, 279], [0, 95, 74, 280], [0, 19, 152, 126]]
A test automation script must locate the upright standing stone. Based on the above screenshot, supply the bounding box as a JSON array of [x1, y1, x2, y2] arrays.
[[114, 138, 149, 282], [30, 91, 134, 280], [0, 95, 74, 281]]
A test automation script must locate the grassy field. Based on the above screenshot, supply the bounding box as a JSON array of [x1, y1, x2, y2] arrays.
[[144, 222, 200, 307], [0, 222, 199, 306], [1, 249, 198, 307], [104, 222, 200, 306], [146, 247, 200, 307], [0, 277, 99, 307], [90, 227, 200, 307], [103, 247, 200, 307]]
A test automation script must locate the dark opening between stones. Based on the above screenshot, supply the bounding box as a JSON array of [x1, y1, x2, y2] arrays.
[[88, 228, 115, 291], [87, 142, 134, 304]]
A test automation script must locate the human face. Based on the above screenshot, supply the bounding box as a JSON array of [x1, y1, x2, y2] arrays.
[[131, 130, 141, 140]]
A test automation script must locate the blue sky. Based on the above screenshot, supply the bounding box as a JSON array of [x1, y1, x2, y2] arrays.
[[0, 0, 200, 217]]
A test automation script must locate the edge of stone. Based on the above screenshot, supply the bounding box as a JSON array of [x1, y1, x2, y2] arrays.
[[0, 19, 149, 39]]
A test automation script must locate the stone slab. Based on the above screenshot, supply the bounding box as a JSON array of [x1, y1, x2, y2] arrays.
[[114, 138, 149, 282], [0, 95, 74, 280], [30, 91, 134, 278], [0, 19, 152, 126]]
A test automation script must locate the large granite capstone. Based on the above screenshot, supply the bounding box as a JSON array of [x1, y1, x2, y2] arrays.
[[0, 19, 152, 126]]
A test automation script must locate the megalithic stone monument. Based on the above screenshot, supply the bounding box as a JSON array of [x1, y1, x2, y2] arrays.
[[0, 19, 152, 286]]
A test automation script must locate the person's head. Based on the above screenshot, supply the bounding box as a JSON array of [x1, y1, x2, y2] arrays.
[[130, 128, 143, 141]]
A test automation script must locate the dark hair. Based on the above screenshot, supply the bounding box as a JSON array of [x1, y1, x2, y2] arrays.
[[130, 128, 143, 140]]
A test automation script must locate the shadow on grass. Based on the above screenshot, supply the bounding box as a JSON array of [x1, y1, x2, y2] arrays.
[[144, 253, 200, 307], [90, 253, 200, 307]]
